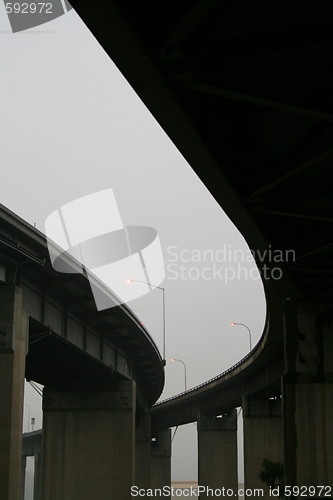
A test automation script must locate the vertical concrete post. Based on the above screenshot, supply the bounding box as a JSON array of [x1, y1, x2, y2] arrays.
[[135, 413, 151, 490], [20, 456, 26, 500], [243, 394, 283, 498], [282, 300, 333, 487], [151, 428, 171, 493], [41, 380, 136, 500], [282, 377, 333, 488], [197, 410, 238, 498], [33, 452, 42, 500], [0, 286, 28, 500]]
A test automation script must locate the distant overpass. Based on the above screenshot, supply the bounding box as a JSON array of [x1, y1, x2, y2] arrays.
[[0, 204, 166, 500], [0, 204, 164, 404], [151, 285, 283, 430]]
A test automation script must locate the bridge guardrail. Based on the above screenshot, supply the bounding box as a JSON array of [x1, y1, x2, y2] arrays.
[[153, 310, 269, 406]]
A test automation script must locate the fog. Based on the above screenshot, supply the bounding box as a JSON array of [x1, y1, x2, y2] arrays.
[[0, 5, 265, 483]]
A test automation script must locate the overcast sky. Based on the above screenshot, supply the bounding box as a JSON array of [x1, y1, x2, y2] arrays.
[[0, 6, 266, 486]]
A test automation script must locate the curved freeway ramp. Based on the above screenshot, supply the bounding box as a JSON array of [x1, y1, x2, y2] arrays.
[[0, 204, 164, 500]]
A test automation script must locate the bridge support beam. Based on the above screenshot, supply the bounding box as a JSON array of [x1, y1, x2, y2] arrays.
[[20, 456, 26, 500], [33, 452, 42, 500], [197, 410, 238, 498], [282, 301, 333, 488], [151, 428, 171, 493], [283, 377, 333, 488], [41, 381, 136, 500], [135, 413, 151, 490], [0, 286, 28, 500], [243, 394, 283, 498]]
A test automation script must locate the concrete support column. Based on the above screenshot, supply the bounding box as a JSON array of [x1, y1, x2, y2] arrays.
[[243, 394, 283, 498], [41, 381, 136, 500], [33, 452, 42, 500], [20, 456, 26, 500], [151, 429, 171, 492], [282, 300, 333, 489], [283, 377, 333, 488], [0, 286, 28, 500], [135, 413, 151, 490], [197, 410, 238, 498]]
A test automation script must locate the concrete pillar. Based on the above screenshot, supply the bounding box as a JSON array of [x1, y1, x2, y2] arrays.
[[243, 394, 283, 498], [197, 410, 238, 498], [283, 377, 333, 488], [0, 286, 28, 500], [135, 413, 151, 490], [33, 452, 42, 500], [20, 456, 26, 500], [282, 300, 333, 488], [151, 429, 171, 493], [41, 381, 136, 500]]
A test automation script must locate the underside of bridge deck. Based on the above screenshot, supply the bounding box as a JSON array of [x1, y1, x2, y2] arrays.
[[70, 0, 333, 311]]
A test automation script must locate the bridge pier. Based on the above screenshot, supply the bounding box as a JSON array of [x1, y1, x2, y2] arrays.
[[282, 301, 333, 489], [135, 413, 152, 490], [243, 393, 283, 498], [41, 381, 136, 500], [283, 378, 333, 488], [197, 410, 238, 498], [20, 456, 26, 500], [151, 428, 171, 493], [0, 286, 28, 500], [33, 452, 42, 500]]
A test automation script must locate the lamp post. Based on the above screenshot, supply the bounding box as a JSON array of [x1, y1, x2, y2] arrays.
[[230, 322, 252, 351], [171, 358, 187, 391], [127, 279, 166, 365]]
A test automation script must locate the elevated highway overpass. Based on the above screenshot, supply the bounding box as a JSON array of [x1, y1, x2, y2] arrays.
[[0, 203, 164, 403], [0, 205, 166, 499], [2, 1, 333, 498]]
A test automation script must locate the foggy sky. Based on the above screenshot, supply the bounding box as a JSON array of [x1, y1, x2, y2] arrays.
[[0, 6, 266, 482]]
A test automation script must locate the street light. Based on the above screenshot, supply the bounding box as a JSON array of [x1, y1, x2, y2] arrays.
[[230, 322, 252, 351], [171, 358, 187, 391], [127, 279, 166, 365]]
